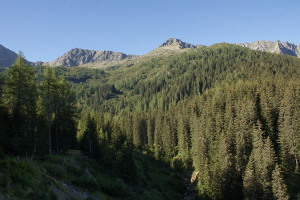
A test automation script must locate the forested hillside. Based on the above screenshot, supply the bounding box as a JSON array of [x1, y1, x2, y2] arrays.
[[1, 44, 300, 199]]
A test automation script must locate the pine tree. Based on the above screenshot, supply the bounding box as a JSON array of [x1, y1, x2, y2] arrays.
[[132, 115, 143, 147], [37, 67, 57, 155], [154, 113, 163, 158], [80, 114, 98, 158], [0, 74, 10, 154], [146, 115, 155, 149], [252, 121, 265, 175], [4, 53, 37, 156], [243, 155, 262, 200], [261, 137, 276, 200], [278, 82, 300, 173], [177, 110, 190, 162], [161, 115, 176, 158], [235, 99, 256, 174], [55, 78, 78, 153], [272, 164, 289, 200]]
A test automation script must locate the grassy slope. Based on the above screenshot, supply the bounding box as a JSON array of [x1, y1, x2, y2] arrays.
[[0, 152, 184, 200]]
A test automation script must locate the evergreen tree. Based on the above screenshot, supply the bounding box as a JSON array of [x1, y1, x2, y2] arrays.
[[161, 116, 176, 158], [4, 53, 37, 156], [132, 114, 143, 147], [37, 67, 57, 155], [177, 110, 190, 163], [272, 164, 289, 200], [0, 74, 10, 154], [261, 137, 276, 200], [55, 78, 78, 153], [154, 113, 163, 158], [146, 116, 155, 149], [279, 82, 300, 173], [243, 155, 263, 200], [80, 114, 99, 158]]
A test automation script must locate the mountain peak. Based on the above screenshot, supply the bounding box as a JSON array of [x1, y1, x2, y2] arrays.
[[49, 48, 136, 67], [159, 38, 196, 49], [236, 40, 300, 57]]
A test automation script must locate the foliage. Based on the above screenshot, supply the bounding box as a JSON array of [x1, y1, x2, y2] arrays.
[[1, 44, 300, 199]]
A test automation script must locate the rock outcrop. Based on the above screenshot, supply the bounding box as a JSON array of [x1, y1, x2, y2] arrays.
[[236, 40, 300, 57], [1, 39, 300, 68], [49, 48, 136, 67], [159, 38, 197, 50], [146, 38, 202, 56]]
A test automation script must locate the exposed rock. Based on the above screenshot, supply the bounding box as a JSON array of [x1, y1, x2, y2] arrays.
[[0, 44, 18, 67], [190, 171, 199, 183], [159, 38, 197, 50], [49, 48, 137, 67], [236, 40, 300, 57], [145, 38, 200, 57], [1, 39, 299, 69]]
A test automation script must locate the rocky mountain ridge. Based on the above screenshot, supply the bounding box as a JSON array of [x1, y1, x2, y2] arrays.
[[48, 48, 137, 67], [236, 40, 300, 57], [145, 38, 205, 57], [1, 39, 299, 68]]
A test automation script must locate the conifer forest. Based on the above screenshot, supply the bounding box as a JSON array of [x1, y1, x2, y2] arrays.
[[1, 44, 300, 199]]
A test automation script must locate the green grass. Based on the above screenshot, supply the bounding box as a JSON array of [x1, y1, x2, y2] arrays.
[[0, 152, 185, 200]]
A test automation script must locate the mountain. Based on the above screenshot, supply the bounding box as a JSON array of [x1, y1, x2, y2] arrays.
[[2, 42, 300, 199], [159, 38, 197, 50], [49, 48, 137, 67], [1, 39, 300, 68], [145, 38, 203, 57], [0, 44, 18, 67], [236, 40, 300, 57]]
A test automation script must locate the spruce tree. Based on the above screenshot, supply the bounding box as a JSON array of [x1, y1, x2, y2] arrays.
[[261, 137, 276, 200], [154, 113, 163, 158], [161, 116, 176, 158], [37, 67, 57, 155], [272, 164, 289, 200], [146, 116, 155, 149], [243, 155, 262, 200], [80, 114, 99, 158], [177, 111, 190, 163], [55, 78, 77, 153]]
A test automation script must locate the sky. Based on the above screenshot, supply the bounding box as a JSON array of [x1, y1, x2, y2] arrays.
[[0, 0, 299, 62]]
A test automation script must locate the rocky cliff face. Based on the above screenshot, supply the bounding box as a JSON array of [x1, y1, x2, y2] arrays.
[[236, 40, 300, 57], [0, 44, 18, 67], [49, 48, 136, 67]]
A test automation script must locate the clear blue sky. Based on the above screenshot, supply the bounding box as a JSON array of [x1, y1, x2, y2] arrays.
[[0, 0, 299, 62]]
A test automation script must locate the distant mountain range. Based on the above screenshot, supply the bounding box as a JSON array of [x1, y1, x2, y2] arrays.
[[236, 40, 300, 57], [0, 39, 299, 68]]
